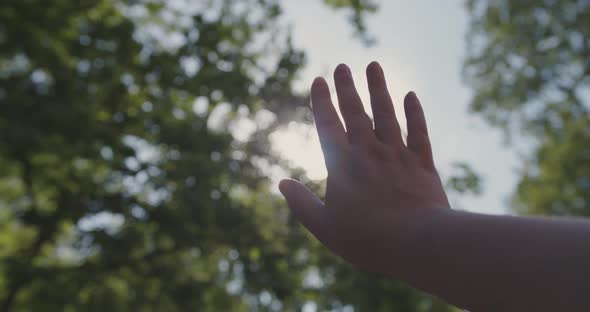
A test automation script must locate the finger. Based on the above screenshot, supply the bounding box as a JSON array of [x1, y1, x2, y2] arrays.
[[333, 64, 375, 144], [366, 61, 403, 146], [279, 179, 327, 239], [404, 92, 435, 169], [311, 77, 347, 169]]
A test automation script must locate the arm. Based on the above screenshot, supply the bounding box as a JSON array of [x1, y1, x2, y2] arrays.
[[279, 62, 590, 312], [400, 209, 590, 312]]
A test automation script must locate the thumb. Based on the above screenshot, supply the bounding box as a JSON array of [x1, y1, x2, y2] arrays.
[[279, 179, 326, 237]]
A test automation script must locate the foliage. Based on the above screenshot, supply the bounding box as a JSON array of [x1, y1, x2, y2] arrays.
[[0, 0, 455, 311], [322, 0, 378, 45], [445, 162, 482, 196], [465, 1, 590, 216]]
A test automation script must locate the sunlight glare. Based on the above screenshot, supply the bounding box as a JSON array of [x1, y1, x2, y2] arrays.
[[270, 121, 327, 181]]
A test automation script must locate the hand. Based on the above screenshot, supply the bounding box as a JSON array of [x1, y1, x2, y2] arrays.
[[279, 62, 450, 274]]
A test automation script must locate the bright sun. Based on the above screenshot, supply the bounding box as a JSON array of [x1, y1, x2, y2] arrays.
[[270, 121, 327, 181], [269, 67, 412, 183]]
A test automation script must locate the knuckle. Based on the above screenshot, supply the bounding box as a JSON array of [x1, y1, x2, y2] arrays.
[[346, 113, 373, 131], [349, 105, 368, 115], [317, 116, 341, 129], [373, 106, 395, 118], [323, 143, 347, 169]]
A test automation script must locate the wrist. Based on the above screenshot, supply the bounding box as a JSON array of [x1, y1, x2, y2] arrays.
[[385, 207, 457, 279]]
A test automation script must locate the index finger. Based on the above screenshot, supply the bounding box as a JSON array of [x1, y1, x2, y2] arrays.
[[311, 77, 347, 169]]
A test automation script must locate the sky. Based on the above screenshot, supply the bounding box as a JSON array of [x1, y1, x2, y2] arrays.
[[272, 0, 521, 215]]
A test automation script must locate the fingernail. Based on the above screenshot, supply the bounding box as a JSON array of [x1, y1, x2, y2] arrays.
[[369, 61, 382, 74], [278, 179, 290, 195], [312, 77, 327, 88], [336, 63, 351, 75]]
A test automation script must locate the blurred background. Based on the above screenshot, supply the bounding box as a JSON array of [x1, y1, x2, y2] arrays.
[[1, 0, 589, 310]]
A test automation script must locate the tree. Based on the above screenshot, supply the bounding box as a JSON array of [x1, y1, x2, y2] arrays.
[[464, 1, 590, 216], [0, 0, 456, 310]]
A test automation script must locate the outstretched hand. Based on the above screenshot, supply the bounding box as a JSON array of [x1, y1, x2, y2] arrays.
[[281, 63, 590, 310], [279, 62, 449, 274]]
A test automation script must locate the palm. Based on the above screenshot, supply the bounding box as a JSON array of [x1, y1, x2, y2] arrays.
[[280, 62, 449, 271]]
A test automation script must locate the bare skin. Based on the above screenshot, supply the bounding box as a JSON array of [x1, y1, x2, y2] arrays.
[[279, 62, 590, 312]]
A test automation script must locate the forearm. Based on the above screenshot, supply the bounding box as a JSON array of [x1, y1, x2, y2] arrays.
[[286, 63, 590, 311], [393, 209, 590, 311]]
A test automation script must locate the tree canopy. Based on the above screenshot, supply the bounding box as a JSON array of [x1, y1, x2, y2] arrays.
[[465, 1, 590, 216], [0, 0, 456, 311]]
